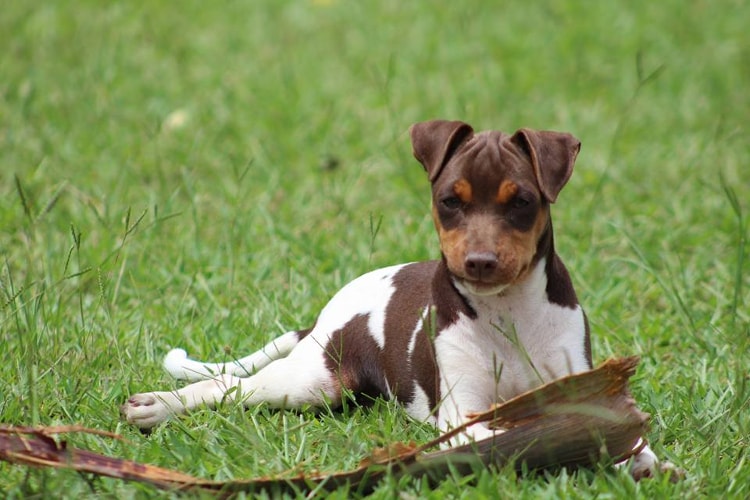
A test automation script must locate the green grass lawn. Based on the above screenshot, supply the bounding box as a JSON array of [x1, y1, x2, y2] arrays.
[[1, 0, 748, 497]]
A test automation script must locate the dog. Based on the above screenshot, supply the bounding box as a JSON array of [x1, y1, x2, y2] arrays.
[[122, 119, 666, 479]]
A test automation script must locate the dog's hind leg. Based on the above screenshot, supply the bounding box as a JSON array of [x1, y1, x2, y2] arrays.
[[163, 330, 308, 382], [122, 344, 337, 429]]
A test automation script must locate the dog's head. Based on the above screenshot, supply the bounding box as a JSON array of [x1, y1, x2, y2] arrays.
[[410, 119, 580, 295]]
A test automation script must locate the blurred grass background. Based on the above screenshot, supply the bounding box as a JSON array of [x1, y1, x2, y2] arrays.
[[1, 0, 748, 497]]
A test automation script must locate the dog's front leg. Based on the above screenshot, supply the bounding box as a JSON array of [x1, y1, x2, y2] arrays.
[[122, 374, 245, 429], [437, 409, 504, 448], [436, 378, 505, 447]]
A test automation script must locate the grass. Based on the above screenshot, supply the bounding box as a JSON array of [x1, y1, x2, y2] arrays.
[[1, 0, 748, 497]]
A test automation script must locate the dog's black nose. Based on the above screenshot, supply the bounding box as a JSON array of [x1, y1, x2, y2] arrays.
[[464, 252, 498, 280]]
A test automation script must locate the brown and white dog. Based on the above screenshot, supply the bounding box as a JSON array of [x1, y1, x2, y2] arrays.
[[122, 120, 663, 479]]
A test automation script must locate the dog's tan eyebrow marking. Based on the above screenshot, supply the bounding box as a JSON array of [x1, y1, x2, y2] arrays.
[[496, 180, 518, 204], [454, 179, 473, 203]]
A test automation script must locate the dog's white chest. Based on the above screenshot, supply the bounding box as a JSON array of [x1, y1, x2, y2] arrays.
[[434, 260, 589, 422]]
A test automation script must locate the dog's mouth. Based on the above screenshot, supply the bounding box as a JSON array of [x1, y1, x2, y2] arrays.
[[453, 276, 513, 296], [453, 261, 532, 296]]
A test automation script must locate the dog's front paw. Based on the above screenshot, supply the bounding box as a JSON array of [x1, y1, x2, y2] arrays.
[[441, 423, 506, 449], [632, 459, 685, 483], [121, 392, 182, 429], [628, 446, 684, 482]]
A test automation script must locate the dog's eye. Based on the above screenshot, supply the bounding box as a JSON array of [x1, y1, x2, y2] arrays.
[[511, 196, 530, 209], [441, 197, 462, 210]]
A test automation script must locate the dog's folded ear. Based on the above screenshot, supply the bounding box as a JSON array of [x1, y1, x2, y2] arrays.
[[410, 120, 474, 181], [511, 129, 581, 203]]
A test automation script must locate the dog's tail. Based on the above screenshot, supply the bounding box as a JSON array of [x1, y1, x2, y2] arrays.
[[163, 330, 302, 381]]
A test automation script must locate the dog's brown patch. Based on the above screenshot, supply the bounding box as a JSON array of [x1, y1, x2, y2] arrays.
[[453, 178, 473, 204], [432, 205, 467, 270], [498, 204, 549, 284], [385, 263, 442, 408], [324, 314, 388, 400], [496, 180, 518, 204]]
